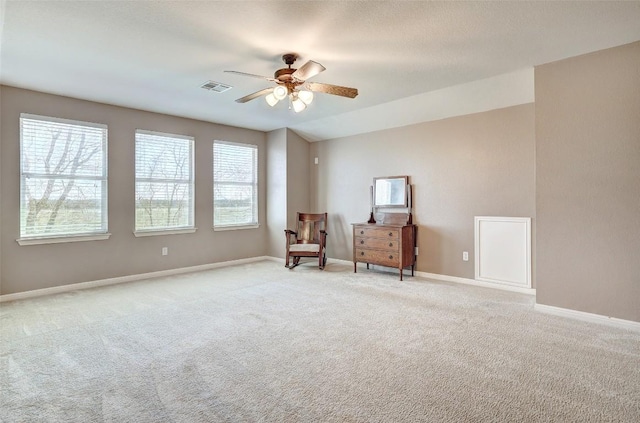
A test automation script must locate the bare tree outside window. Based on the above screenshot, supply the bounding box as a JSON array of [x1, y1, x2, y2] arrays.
[[20, 115, 107, 238], [135, 131, 194, 232], [213, 141, 258, 228]]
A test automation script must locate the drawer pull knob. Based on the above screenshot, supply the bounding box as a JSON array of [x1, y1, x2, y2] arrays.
[[388, 232, 393, 237], [360, 230, 364, 235], [361, 252, 365, 256], [360, 240, 364, 244], [388, 255, 393, 259], [389, 243, 393, 247]]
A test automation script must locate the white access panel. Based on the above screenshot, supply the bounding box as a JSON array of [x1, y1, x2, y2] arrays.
[[474, 216, 531, 288]]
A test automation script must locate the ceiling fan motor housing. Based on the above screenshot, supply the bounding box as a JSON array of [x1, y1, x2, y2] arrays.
[[275, 54, 299, 82], [274, 68, 296, 82]]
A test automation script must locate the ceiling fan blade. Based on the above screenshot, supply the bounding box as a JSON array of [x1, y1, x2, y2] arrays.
[[292, 60, 326, 82], [307, 82, 358, 99], [235, 87, 274, 103], [224, 70, 278, 82]]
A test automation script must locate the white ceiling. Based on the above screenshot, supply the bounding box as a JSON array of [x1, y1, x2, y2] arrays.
[[2, 1, 639, 141]]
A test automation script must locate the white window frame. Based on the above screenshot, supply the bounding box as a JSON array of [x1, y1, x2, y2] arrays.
[[134, 129, 195, 236], [213, 140, 259, 230], [17, 113, 110, 245]]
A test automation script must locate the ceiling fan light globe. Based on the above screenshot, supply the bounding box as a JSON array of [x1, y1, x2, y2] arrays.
[[298, 90, 314, 105], [273, 85, 288, 101], [292, 98, 307, 113], [265, 93, 278, 107]]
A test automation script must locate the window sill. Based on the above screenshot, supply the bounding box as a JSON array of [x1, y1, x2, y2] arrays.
[[213, 224, 260, 232], [17, 233, 112, 246], [133, 228, 197, 237]]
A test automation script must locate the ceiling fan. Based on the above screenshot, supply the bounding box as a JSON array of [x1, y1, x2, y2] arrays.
[[224, 53, 358, 112]]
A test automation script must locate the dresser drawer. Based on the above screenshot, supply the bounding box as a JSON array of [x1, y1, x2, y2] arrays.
[[355, 237, 399, 251], [354, 226, 399, 239], [352, 222, 416, 281], [355, 248, 399, 267]]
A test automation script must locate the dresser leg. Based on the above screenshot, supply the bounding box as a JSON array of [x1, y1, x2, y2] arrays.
[[400, 269, 403, 281], [354, 262, 357, 273]]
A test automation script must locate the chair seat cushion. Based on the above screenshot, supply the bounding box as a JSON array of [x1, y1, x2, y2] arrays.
[[289, 243, 320, 253]]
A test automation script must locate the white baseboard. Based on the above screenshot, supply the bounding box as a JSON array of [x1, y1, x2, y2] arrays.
[[333, 257, 639, 330], [264, 256, 282, 263], [320, 257, 638, 331], [324, 257, 353, 267], [0, 256, 272, 303], [534, 303, 640, 332], [415, 270, 536, 295], [305, 257, 536, 295]]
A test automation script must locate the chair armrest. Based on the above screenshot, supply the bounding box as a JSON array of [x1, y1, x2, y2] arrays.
[[285, 230, 297, 245]]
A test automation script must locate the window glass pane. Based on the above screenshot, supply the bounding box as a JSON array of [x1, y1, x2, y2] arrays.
[[21, 119, 105, 177], [214, 143, 257, 183], [135, 130, 194, 231], [213, 141, 258, 227], [20, 114, 108, 238], [135, 182, 192, 229], [213, 183, 256, 226]]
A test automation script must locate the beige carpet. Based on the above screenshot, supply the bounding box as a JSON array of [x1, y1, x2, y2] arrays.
[[1, 260, 639, 422]]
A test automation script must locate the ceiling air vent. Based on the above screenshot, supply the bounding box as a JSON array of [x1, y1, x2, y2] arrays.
[[201, 81, 232, 93]]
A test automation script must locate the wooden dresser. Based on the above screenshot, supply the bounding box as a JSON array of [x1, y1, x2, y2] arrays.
[[352, 215, 416, 281]]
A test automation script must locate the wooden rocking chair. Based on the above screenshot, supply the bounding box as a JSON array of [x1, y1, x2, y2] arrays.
[[284, 212, 328, 270]]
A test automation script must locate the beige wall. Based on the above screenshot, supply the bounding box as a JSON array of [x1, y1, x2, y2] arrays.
[[310, 104, 536, 281], [266, 129, 287, 258], [535, 41, 640, 322], [0, 87, 268, 295], [265, 128, 311, 259], [285, 129, 311, 229]]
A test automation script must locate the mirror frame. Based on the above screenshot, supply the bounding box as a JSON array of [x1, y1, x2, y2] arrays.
[[373, 176, 409, 208]]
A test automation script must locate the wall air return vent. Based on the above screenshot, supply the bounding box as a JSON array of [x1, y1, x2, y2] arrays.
[[201, 81, 232, 93]]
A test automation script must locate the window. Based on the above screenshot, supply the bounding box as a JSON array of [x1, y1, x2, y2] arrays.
[[135, 130, 194, 234], [213, 141, 258, 229], [19, 114, 108, 243]]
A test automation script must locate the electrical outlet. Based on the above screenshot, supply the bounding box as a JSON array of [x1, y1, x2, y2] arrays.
[[314, 157, 319, 165], [162, 247, 168, 256], [462, 251, 469, 261], [415, 247, 419, 255]]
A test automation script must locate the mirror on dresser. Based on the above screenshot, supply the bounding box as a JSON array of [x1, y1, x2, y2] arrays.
[[373, 176, 408, 207], [368, 175, 412, 224], [356, 176, 416, 280]]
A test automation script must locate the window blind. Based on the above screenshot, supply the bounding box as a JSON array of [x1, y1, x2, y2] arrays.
[[135, 130, 194, 232], [213, 141, 258, 228], [20, 113, 108, 238]]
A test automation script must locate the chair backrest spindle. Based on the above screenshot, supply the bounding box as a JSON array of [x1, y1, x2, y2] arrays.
[[296, 213, 327, 244]]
